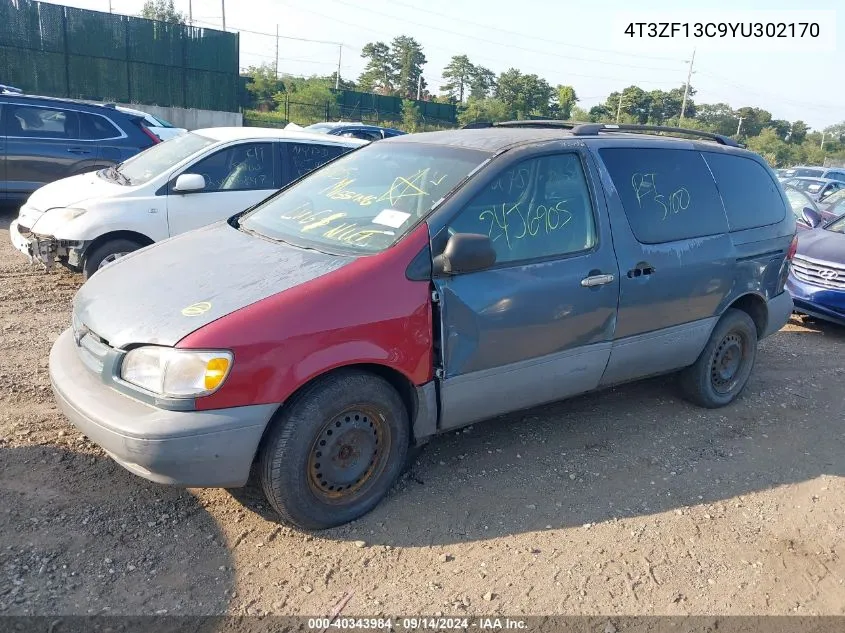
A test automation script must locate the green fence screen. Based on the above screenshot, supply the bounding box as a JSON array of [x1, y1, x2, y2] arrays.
[[0, 0, 240, 112]]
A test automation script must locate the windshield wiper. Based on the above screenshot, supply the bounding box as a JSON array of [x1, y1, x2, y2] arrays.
[[106, 165, 131, 186]]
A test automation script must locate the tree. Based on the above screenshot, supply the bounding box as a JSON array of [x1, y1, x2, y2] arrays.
[[469, 66, 496, 100], [441, 55, 475, 103], [765, 119, 791, 141], [140, 0, 185, 23], [789, 120, 809, 144], [604, 86, 651, 124], [494, 69, 553, 119], [390, 36, 427, 99], [401, 99, 422, 132], [556, 85, 578, 120], [745, 127, 792, 166], [358, 42, 395, 94], [694, 102, 738, 136], [457, 97, 509, 126], [244, 63, 285, 110], [735, 107, 772, 137]]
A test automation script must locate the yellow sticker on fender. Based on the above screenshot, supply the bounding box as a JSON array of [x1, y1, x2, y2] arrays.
[[181, 301, 212, 317]]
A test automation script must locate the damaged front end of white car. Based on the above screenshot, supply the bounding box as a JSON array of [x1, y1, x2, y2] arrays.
[[11, 207, 90, 272]]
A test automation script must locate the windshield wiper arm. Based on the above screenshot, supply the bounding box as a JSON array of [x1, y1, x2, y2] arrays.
[[106, 165, 131, 185]]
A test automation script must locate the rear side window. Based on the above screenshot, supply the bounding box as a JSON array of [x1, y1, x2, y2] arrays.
[[79, 112, 121, 140], [283, 142, 351, 183], [702, 153, 785, 231], [599, 147, 728, 244]]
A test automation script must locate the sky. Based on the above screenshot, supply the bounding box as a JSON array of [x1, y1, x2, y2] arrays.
[[53, 0, 843, 130]]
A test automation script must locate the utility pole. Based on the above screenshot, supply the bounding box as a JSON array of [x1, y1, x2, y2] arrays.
[[736, 116, 744, 137], [416, 74, 422, 100], [221, 0, 226, 31], [335, 45, 342, 90], [108, 0, 112, 12], [274, 25, 279, 78], [679, 48, 696, 126], [188, 0, 193, 25], [821, 131, 826, 150], [615, 94, 623, 123]]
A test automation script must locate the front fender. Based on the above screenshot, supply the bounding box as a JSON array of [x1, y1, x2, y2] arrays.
[[31, 209, 169, 243]]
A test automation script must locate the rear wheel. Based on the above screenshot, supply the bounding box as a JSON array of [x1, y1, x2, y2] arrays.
[[83, 238, 143, 279], [678, 308, 758, 408], [258, 370, 409, 530]]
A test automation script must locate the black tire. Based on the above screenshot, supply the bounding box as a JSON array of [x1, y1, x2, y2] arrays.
[[258, 370, 410, 530], [82, 238, 143, 279], [679, 308, 758, 408]]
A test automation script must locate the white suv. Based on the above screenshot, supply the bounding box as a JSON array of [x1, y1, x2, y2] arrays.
[[10, 127, 366, 277]]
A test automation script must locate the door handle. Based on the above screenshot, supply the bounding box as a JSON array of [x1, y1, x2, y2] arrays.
[[67, 147, 92, 154], [581, 274, 615, 287]]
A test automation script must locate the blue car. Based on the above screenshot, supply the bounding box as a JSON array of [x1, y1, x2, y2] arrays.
[[788, 213, 845, 326], [304, 121, 405, 141]]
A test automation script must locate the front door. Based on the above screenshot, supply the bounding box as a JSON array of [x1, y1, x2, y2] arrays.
[[431, 149, 620, 429], [166, 141, 277, 236]]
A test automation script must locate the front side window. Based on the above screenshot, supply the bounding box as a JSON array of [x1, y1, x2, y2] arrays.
[[8, 105, 79, 139], [116, 132, 217, 186], [446, 153, 597, 264], [239, 142, 490, 253], [599, 147, 728, 244], [187, 142, 275, 192]]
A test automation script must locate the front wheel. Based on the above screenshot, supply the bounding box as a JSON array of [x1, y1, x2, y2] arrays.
[[83, 238, 143, 279], [258, 370, 410, 530], [678, 308, 758, 408]]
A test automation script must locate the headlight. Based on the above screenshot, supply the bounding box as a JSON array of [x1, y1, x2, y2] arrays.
[[120, 347, 233, 398], [47, 207, 88, 222]]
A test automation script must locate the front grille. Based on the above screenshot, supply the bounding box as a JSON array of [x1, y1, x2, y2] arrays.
[[791, 255, 845, 290], [72, 313, 111, 375]]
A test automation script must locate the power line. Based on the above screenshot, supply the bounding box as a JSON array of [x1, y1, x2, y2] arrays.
[[389, 0, 680, 63], [275, 1, 684, 87], [324, 0, 683, 73], [190, 17, 343, 46]]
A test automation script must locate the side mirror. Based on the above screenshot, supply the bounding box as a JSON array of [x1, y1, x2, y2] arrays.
[[173, 173, 206, 193], [433, 233, 496, 275], [801, 206, 822, 228]]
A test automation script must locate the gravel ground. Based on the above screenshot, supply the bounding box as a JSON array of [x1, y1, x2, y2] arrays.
[[1, 205, 844, 617]]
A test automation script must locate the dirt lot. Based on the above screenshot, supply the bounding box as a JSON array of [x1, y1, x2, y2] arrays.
[[1, 205, 844, 618]]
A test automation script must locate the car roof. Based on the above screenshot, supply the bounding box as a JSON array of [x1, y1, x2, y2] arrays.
[[192, 127, 369, 145], [0, 92, 130, 114], [383, 127, 754, 155], [787, 177, 839, 184], [310, 121, 404, 133]]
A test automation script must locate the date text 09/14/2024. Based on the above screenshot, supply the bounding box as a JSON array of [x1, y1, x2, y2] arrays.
[[306, 618, 529, 630]]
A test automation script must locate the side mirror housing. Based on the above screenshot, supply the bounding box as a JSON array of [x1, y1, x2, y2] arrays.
[[173, 173, 206, 193], [433, 233, 496, 275], [802, 206, 822, 228]]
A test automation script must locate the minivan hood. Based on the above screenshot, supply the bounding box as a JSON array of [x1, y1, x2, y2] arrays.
[[74, 222, 354, 349], [26, 171, 128, 213], [796, 228, 845, 265]]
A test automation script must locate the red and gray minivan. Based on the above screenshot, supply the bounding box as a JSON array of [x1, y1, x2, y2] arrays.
[[49, 123, 795, 529]]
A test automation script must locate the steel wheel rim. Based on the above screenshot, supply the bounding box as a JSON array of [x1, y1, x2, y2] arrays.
[[98, 252, 128, 269], [710, 331, 745, 394], [307, 405, 391, 503]]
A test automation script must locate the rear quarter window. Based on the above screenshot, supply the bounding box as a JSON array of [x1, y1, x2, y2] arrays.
[[598, 147, 728, 244], [702, 153, 785, 231]]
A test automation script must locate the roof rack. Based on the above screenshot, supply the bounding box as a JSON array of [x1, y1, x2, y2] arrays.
[[0, 83, 24, 95], [570, 123, 742, 147], [461, 119, 581, 130]]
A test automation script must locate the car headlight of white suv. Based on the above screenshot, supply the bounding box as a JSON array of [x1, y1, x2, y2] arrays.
[[120, 347, 233, 398]]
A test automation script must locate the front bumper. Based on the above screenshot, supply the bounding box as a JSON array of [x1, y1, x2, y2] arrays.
[[787, 274, 845, 327], [49, 328, 277, 487], [8, 219, 87, 270]]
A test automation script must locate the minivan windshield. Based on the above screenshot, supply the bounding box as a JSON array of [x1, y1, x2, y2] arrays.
[[238, 142, 491, 253], [110, 132, 217, 186]]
